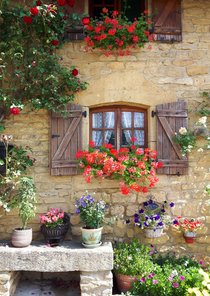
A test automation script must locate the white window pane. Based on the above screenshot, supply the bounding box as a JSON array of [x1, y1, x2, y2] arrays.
[[134, 130, 144, 146], [104, 130, 115, 146], [92, 131, 102, 146], [122, 112, 132, 128], [122, 130, 132, 146], [104, 112, 115, 128], [134, 112, 144, 128], [92, 113, 102, 128]]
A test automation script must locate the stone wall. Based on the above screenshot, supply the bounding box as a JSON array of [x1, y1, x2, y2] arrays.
[[1, 0, 210, 262]]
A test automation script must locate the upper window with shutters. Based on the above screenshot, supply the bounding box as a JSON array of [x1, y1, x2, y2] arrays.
[[67, 0, 182, 42]]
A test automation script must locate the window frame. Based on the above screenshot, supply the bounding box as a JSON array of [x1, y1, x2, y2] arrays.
[[90, 105, 148, 149]]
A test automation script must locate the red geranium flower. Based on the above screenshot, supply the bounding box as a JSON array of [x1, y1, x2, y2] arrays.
[[51, 39, 59, 46], [82, 17, 90, 26], [23, 16, 33, 24], [10, 107, 20, 115], [102, 7, 108, 14], [57, 0, 66, 6], [36, 1, 42, 5], [30, 7, 39, 16], [72, 68, 78, 76], [67, 0, 75, 7]]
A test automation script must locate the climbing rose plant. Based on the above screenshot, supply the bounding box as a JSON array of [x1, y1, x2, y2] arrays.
[[76, 140, 163, 195], [0, 0, 87, 126], [82, 8, 153, 56]]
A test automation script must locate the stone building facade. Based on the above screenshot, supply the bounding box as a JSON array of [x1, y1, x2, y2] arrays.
[[1, 0, 210, 262]]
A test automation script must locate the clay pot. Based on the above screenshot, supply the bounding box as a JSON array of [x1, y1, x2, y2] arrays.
[[115, 273, 137, 293], [81, 227, 103, 246], [183, 232, 196, 243]]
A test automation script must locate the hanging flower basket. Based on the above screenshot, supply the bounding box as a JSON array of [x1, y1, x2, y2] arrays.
[[144, 227, 164, 238]]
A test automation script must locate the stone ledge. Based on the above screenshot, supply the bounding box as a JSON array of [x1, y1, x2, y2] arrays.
[[0, 241, 113, 272]]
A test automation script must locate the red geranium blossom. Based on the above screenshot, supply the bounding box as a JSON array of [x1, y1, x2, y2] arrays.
[[67, 0, 75, 7], [51, 39, 59, 46], [30, 7, 39, 16], [57, 0, 66, 6], [36, 0, 42, 5], [72, 68, 78, 76], [82, 17, 90, 25], [10, 107, 20, 115], [23, 16, 33, 24], [76, 142, 160, 195]]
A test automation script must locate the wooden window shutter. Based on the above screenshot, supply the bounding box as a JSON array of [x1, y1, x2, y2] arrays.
[[152, 0, 182, 42], [50, 103, 84, 176], [155, 100, 188, 175]]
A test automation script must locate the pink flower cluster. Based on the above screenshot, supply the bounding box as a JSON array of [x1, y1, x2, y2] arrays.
[[76, 140, 163, 195], [40, 208, 65, 228], [173, 217, 203, 232]]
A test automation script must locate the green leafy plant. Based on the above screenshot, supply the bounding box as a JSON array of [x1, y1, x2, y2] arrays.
[[131, 253, 208, 296], [113, 239, 156, 277], [0, 0, 87, 129], [174, 127, 197, 157], [82, 8, 153, 56], [75, 193, 107, 229], [0, 135, 36, 225]]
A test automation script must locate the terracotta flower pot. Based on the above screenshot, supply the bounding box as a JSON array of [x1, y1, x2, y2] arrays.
[[115, 273, 137, 293]]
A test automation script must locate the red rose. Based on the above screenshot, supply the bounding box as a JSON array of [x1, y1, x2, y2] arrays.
[[23, 16, 33, 24], [36, 0, 42, 5], [82, 17, 90, 26], [30, 7, 39, 16], [72, 68, 78, 76], [10, 107, 20, 115], [57, 0, 66, 6], [51, 39, 59, 46], [67, 0, 74, 7]]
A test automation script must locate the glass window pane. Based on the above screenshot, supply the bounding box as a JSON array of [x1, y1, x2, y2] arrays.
[[122, 112, 132, 128], [105, 130, 115, 146], [92, 131, 103, 146], [121, 130, 132, 146], [134, 130, 144, 146], [92, 112, 102, 128], [134, 112, 144, 128], [104, 112, 115, 128]]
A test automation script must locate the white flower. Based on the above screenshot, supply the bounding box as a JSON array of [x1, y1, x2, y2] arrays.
[[179, 127, 187, 135], [197, 148, 204, 152], [196, 116, 207, 127]]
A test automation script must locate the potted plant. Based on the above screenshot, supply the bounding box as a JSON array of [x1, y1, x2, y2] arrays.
[[75, 193, 107, 247], [0, 135, 37, 247], [173, 217, 204, 243], [133, 197, 174, 238], [113, 239, 155, 293], [40, 208, 70, 247], [76, 140, 163, 195]]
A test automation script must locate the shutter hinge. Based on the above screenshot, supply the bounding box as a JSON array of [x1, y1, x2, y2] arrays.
[[151, 111, 156, 117], [82, 111, 87, 118]]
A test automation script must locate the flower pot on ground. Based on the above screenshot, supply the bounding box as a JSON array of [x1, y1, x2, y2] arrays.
[[40, 209, 70, 247], [75, 193, 107, 247], [113, 239, 156, 293]]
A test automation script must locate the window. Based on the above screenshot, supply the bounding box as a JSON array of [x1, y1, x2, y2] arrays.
[[90, 106, 148, 149], [89, 0, 145, 20]]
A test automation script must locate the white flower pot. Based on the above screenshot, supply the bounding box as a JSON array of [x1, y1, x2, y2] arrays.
[[81, 227, 103, 246], [144, 227, 163, 238]]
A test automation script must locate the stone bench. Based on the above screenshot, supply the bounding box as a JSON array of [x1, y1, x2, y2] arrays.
[[0, 241, 113, 296]]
